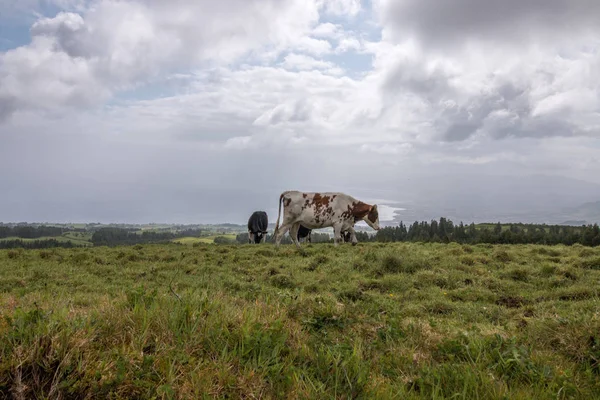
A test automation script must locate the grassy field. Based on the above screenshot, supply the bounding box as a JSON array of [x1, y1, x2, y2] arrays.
[[1, 242, 599, 399], [172, 234, 238, 245]]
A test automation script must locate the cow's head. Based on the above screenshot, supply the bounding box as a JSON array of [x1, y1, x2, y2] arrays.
[[352, 202, 381, 231], [365, 204, 380, 230], [254, 231, 265, 243]]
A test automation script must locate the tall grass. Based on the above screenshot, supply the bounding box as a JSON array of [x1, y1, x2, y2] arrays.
[[1, 243, 599, 398]]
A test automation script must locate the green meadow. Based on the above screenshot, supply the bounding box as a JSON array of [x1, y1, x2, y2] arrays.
[[1, 242, 599, 399], [172, 234, 239, 245], [0, 232, 93, 247]]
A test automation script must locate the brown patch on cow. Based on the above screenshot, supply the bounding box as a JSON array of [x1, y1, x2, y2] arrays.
[[350, 201, 372, 219], [310, 193, 333, 215], [341, 205, 353, 220], [312, 193, 331, 208], [303, 193, 308, 198], [283, 197, 291, 207]]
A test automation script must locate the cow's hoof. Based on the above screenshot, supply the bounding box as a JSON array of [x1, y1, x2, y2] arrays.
[[352, 242, 358, 246]]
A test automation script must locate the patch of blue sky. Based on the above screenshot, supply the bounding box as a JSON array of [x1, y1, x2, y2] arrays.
[[37, 1, 67, 17], [318, 0, 381, 40], [0, 15, 35, 51], [0, 25, 30, 51], [326, 52, 374, 77]]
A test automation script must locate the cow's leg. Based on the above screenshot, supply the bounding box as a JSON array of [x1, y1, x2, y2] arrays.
[[289, 222, 302, 250], [274, 224, 291, 246], [248, 231, 253, 244], [332, 223, 343, 246], [307, 231, 312, 244], [348, 226, 358, 246]]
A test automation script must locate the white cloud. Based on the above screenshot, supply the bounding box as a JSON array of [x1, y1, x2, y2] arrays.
[[311, 23, 341, 39], [281, 53, 342, 75], [335, 37, 361, 53], [0, 35, 111, 116], [292, 36, 332, 56], [0, 0, 325, 119]]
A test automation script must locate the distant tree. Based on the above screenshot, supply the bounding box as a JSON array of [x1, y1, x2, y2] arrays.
[[0, 239, 81, 249], [494, 222, 502, 235]]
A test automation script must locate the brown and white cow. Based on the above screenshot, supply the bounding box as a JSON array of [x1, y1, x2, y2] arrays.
[[273, 190, 380, 248]]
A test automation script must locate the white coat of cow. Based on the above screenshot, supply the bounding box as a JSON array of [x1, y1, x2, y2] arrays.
[[273, 190, 381, 248]]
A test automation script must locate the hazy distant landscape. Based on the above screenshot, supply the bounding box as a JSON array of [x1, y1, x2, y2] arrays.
[[4, 174, 600, 227]]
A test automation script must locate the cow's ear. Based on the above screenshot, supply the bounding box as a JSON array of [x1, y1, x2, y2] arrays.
[[372, 204, 377, 211]]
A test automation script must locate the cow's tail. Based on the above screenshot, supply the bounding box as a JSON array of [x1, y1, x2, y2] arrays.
[[272, 191, 288, 241]]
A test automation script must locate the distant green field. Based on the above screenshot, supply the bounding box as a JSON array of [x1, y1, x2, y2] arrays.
[[172, 234, 238, 244], [62, 232, 93, 245], [0, 233, 93, 246]]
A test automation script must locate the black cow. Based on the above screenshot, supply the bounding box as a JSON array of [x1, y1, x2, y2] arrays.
[[297, 224, 312, 243], [247, 211, 268, 244], [341, 231, 352, 243]]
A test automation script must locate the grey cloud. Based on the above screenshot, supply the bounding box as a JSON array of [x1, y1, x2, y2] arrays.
[[0, 96, 18, 123], [497, 83, 527, 103], [375, 0, 598, 144], [383, 62, 452, 102], [286, 99, 313, 122], [30, 12, 91, 58], [440, 93, 579, 142], [443, 123, 480, 142], [381, 54, 592, 142], [381, 0, 600, 48], [255, 99, 314, 126], [518, 118, 575, 139]]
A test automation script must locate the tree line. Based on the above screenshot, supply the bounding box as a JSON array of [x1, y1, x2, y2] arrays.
[[0, 239, 83, 249], [239, 220, 598, 247], [0, 225, 64, 239], [371, 219, 600, 247]]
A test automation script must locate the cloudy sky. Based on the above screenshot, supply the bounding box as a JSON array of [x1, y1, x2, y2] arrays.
[[1, 0, 600, 224]]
